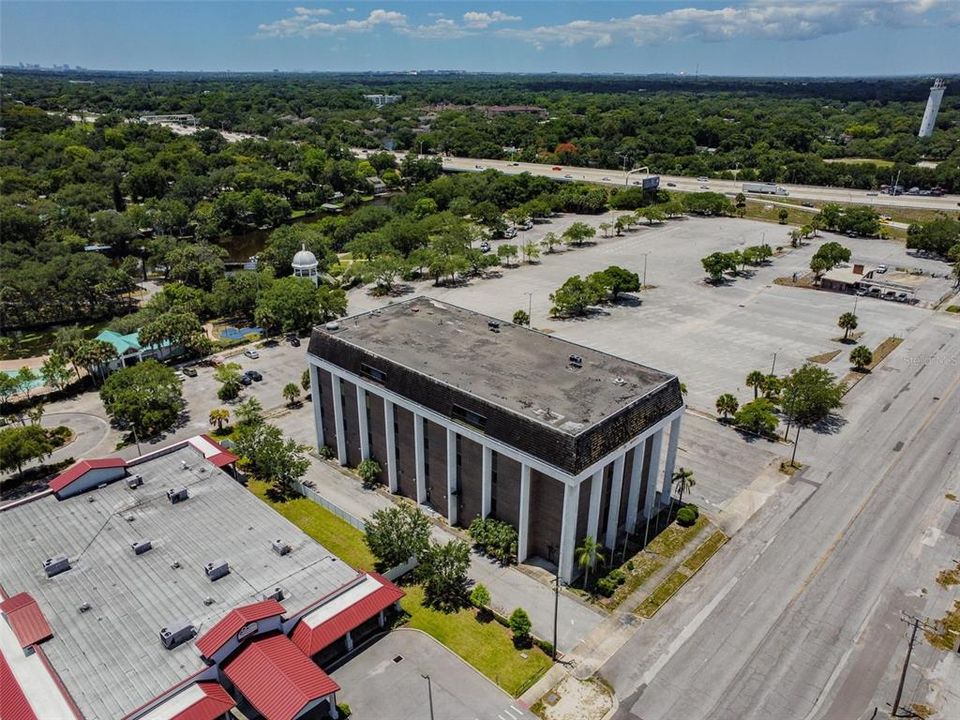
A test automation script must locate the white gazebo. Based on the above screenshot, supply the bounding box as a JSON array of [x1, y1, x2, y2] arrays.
[[292, 245, 319, 286]]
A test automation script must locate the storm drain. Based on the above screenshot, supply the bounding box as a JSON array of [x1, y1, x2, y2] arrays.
[[392, 655, 404, 663]]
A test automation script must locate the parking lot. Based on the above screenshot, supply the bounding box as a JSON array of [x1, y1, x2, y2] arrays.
[[347, 215, 954, 413], [331, 630, 532, 720]]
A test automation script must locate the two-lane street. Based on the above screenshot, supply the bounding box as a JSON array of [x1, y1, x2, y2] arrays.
[[604, 311, 960, 720]]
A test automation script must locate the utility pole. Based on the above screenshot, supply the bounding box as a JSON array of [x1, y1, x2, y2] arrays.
[[526, 292, 533, 321], [770, 351, 778, 376], [890, 614, 940, 717], [421, 673, 435, 720], [552, 566, 560, 661]]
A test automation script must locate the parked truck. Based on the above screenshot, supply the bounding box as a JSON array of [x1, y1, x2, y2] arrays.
[[742, 182, 789, 196]]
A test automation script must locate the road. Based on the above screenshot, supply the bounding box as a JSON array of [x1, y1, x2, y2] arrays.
[[381, 151, 959, 212], [602, 309, 960, 720]]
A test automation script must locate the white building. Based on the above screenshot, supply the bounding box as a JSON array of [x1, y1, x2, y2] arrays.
[[918, 78, 946, 138]]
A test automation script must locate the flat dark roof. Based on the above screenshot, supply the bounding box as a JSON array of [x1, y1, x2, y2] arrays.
[[313, 297, 675, 436]]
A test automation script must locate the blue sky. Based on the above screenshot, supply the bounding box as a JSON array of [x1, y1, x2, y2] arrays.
[[2, 1, 958, 76]]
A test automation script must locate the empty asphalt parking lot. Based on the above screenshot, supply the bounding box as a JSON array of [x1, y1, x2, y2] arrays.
[[331, 630, 532, 720]]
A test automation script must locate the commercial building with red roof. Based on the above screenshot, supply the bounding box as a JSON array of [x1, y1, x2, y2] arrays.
[[0, 437, 403, 720]]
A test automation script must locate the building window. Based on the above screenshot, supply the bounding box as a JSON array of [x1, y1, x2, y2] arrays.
[[360, 363, 387, 384], [423, 419, 430, 480], [451, 404, 487, 431], [490, 451, 498, 515]]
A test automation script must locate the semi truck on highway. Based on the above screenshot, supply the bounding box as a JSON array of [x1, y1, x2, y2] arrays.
[[742, 182, 789, 196]]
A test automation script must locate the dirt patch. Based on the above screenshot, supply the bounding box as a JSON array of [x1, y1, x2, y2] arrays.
[[807, 349, 841, 364], [774, 273, 816, 288], [936, 561, 960, 588], [842, 336, 904, 392], [532, 675, 612, 720]]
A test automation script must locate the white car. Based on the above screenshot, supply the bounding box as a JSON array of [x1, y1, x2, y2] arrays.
[[876, 265, 887, 274], [244, 349, 260, 359], [697, 176, 709, 182]]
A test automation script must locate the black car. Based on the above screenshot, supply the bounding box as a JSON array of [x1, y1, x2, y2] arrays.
[[239, 374, 252, 386], [286, 335, 301, 347], [245, 370, 263, 382]]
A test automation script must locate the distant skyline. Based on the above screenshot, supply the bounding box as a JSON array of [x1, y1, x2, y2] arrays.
[[2, 1, 959, 77]]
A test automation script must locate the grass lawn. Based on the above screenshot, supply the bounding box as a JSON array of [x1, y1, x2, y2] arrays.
[[645, 514, 708, 559], [248, 481, 551, 696], [635, 569, 690, 619], [248, 479, 376, 571], [400, 585, 552, 697], [681, 531, 727, 573]]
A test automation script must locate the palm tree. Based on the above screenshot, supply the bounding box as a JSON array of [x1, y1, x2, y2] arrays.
[[746, 370, 765, 399], [673, 467, 696, 506], [838, 312, 858, 341], [209, 408, 229, 431], [575, 535, 605, 590], [715, 393, 738, 419]]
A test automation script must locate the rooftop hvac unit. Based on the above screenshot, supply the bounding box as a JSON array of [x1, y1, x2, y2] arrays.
[[263, 587, 284, 602], [568, 354, 583, 369], [166, 487, 189, 504], [325, 321, 340, 331], [204, 559, 230, 581], [159, 619, 195, 650], [271, 540, 291, 557], [131, 539, 152, 555], [43, 555, 70, 578], [127, 474, 143, 489]]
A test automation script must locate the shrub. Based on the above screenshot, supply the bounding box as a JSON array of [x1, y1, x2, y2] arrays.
[[596, 576, 618, 597], [318, 445, 335, 459], [677, 507, 698, 527], [535, 638, 555, 657], [509, 607, 532, 646], [218, 383, 239, 402], [357, 458, 382, 484], [470, 583, 491, 609], [607, 568, 626, 585], [336, 702, 352, 718], [467, 517, 518, 564]]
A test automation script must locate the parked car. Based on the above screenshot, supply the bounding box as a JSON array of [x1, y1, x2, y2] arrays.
[[866, 192, 878, 196], [239, 374, 252, 386], [181, 366, 198, 378], [876, 264, 887, 274], [244, 349, 259, 359], [697, 176, 709, 182], [855, 288, 868, 296], [602, 177, 611, 181], [245, 370, 263, 382], [564, 174, 573, 179], [479, 241, 491, 253], [666, 182, 676, 187], [801, 201, 814, 208], [552, 166, 562, 171], [503, 228, 517, 239], [286, 334, 301, 347], [510, 162, 519, 166], [896, 292, 909, 302]]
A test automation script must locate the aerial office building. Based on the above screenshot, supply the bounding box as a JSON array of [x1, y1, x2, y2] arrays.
[[918, 78, 946, 138], [307, 297, 685, 582]]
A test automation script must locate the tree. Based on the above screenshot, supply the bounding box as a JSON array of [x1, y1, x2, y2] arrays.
[[164, 242, 227, 291], [812, 241, 851, 276], [745, 370, 766, 399], [214, 362, 244, 400], [673, 467, 696, 505], [417, 539, 471, 610], [0, 425, 53, 476], [540, 232, 560, 254], [255, 277, 321, 334], [509, 608, 532, 647], [0, 373, 19, 410], [282, 382, 302, 407], [734, 398, 779, 436], [810, 255, 830, 279], [139, 311, 207, 354], [576, 535, 605, 589], [513, 309, 530, 326], [850, 345, 873, 370], [99, 360, 184, 437], [40, 352, 73, 391], [522, 241, 541, 264], [778, 208, 789, 224], [497, 244, 519, 267], [701, 252, 736, 282], [780, 364, 844, 458], [209, 407, 230, 431], [317, 286, 348, 323], [365, 503, 432, 570], [235, 397, 264, 427], [15, 367, 38, 401], [715, 393, 739, 419], [838, 312, 859, 341], [562, 221, 596, 247], [73, 339, 117, 385], [357, 458, 381, 484], [469, 583, 491, 611], [598, 266, 640, 298], [735, 192, 747, 217], [550, 275, 602, 317], [233, 422, 310, 494]]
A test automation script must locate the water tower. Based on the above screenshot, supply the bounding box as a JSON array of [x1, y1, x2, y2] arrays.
[[918, 78, 946, 138], [291, 244, 319, 286]]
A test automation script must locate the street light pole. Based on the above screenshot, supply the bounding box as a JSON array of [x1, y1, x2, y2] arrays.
[[526, 292, 533, 321], [421, 674, 435, 720], [552, 567, 560, 661]]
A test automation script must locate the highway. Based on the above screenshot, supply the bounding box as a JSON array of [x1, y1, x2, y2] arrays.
[[385, 152, 960, 212], [602, 310, 960, 720]]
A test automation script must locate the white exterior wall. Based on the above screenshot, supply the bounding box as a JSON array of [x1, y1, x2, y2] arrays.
[[55, 466, 128, 499]]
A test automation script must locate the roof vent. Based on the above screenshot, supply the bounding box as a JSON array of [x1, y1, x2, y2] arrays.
[[78, 602, 91, 614], [43, 555, 70, 578], [613, 376, 626, 386], [488, 320, 500, 333], [131, 539, 152, 555], [204, 559, 230, 581], [127, 474, 143, 489], [166, 487, 189, 504], [203, 597, 215, 606], [263, 587, 284, 602], [568, 354, 583, 369], [325, 321, 340, 331], [271, 540, 291, 556], [159, 619, 196, 650], [180, 460, 190, 471]]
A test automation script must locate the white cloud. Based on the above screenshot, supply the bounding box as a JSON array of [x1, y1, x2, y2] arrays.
[[257, 8, 407, 38], [497, 0, 955, 48], [462, 11, 522, 29], [292, 7, 331, 17]]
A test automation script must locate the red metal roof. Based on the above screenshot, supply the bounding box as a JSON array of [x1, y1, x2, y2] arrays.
[[195, 599, 286, 658], [207, 451, 238, 468], [0, 652, 38, 720], [290, 573, 404, 657], [48, 458, 127, 493], [169, 682, 236, 720], [223, 634, 339, 720], [0, 593, 53, 648]]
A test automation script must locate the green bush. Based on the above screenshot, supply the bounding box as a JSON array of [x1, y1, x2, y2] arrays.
[[509, 607, 532, 646], [535, 638, 555, 657], [335, 702, 351, 718], [470, 583, 491, 609], [318, 445, 335, 459], [357, 458, 382, 484], [468, 517, 518, 564], [596, 576, 618, 597], [676, 507, 698, 527], [218, 383, 239, 402]]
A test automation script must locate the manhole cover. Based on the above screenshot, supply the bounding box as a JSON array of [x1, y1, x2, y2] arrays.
[[392, 655, 403, 663], [545, 692, 561, 706]]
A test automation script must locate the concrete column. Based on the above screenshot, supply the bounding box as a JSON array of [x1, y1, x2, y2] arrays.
[[329, 696, 339, 720], [625, 443, 645, 533], [518, 464, 531, 562], [643, 430, 663, 519], [586, 469, 603, 541], [414, 414, 426, 504], [356, 386, 370, 461], [309, 363, 324, 450], [446, 428, 458, 525], [481, 446, 493, 518], [344, 631, 354, 652], [331, 374, 347, 466], [383, 400, 397, 492], [378, 610, 386, 628], [558, 481, 580, 584], [661, 415, 682, 506], [605, 453, 626, 550]]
